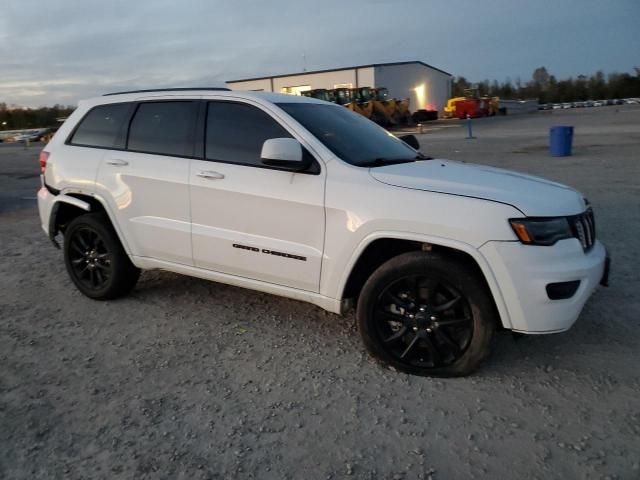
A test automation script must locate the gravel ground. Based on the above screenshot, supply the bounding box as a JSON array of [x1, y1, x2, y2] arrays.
[[1, 106, 639, 479]]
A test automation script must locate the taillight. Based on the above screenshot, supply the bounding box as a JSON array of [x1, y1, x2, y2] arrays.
[[39, 151, 49, 174]]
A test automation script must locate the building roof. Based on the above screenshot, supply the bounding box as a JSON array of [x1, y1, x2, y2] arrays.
[[226, 61, 452, 84]]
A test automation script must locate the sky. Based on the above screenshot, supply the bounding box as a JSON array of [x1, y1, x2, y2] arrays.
[[1, 0, 639, 107]]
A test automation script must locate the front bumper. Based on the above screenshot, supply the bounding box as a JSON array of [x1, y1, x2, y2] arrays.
[[480, 238, 607, 333]]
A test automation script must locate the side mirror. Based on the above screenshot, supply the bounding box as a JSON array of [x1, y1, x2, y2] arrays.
[[399, 134, 420, 150], [261, 138, 305, 169]]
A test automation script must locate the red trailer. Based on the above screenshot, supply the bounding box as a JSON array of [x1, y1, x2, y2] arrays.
[[453, 98, 491, 119]]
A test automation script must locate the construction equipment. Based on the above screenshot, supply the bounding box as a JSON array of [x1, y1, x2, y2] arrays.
[[332, 88, 356, 106], [444, 87, 500, 119], [301, 89, 335, 102], [485, 96, 500, 116], [303, 86, 418, 127], [371, 88, 413, 126], [369, 88, 397, 126], [394, 97, 412, 125], [347, 87, 375, 119], [412, 109, 438, 123], [443, 97, 466, 118], [334, 87, 387, 123]]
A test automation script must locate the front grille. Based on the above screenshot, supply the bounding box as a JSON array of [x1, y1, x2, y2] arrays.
[[570, 208, 596, 251]]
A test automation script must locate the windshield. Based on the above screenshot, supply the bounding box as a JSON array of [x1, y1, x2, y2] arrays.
[[277, 102, 418, 167]]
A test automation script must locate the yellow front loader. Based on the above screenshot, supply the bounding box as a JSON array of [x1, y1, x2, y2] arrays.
[[370, 88, 397, 126]]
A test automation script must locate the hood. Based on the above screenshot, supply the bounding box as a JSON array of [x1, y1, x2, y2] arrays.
[[369, 159, 586, 216]]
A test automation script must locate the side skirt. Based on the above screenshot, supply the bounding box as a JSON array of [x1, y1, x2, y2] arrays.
[[130, 256, 345, 315]]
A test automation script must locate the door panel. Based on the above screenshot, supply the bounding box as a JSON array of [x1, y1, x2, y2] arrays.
[[94, 100, 197, 265], [190, 160, 324, 292], [97, 150, 192, 265]]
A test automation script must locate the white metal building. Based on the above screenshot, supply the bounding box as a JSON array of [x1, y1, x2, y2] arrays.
[[226, 61, 452, 114]]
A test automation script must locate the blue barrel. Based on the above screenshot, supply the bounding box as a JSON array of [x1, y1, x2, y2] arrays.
[[549, 126, 574, 156]]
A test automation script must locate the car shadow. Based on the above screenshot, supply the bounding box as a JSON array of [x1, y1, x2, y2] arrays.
[[127, 270, 629, 381]]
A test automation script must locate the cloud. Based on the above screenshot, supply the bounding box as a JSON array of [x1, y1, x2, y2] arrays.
[[1, 0, 638, 106]]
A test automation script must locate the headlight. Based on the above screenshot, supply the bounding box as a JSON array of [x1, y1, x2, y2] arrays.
[[509, 217, 573, 246]]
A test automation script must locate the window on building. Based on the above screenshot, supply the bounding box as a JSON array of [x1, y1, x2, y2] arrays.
[[333, 83, 353, 89], [280, 85, 311, 96], [127, 102, 197, 157], [69, 103, 130, 148]]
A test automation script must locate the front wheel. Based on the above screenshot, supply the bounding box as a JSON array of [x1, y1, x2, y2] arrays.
[[357, 251, 497, 377], [63, 213, 140, 300]]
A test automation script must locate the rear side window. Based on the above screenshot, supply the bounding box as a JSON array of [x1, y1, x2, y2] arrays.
[[128, 102, 197, 157], [206, 102, 292, 166], [69, 103, 130, 148]]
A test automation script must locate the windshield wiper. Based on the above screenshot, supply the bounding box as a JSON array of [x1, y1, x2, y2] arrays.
[[361, 157, 418, 167], [361, 154, 432, 167]]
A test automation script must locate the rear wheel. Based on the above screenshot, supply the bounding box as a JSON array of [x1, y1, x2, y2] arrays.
[[357, 251, 496, 377], [63, 213, 140, 300]]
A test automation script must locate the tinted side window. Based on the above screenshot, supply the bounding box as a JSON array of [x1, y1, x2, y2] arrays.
[[206, 102, 292, 166], [70, 103, 130, 148], [128, 102, 197, 157]]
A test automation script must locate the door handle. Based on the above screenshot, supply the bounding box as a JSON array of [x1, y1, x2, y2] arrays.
[[197, 171, 225, 180], [106, 159, 129, 166]]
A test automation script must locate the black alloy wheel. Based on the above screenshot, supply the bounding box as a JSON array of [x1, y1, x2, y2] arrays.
[[374, 275, 473, 368], [67, 226, 113, 291], [357, 251, 496, 377], [63, 213, 140, 300]]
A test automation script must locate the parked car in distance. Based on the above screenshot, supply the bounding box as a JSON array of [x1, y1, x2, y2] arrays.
[[12, 130, 45, 142], [552, 103, 562, 109], [13, 132, 35, 142], [36, 88, 610, 377]]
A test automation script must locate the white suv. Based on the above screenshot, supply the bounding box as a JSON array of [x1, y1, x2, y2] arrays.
[[37, 88, 609, 376]]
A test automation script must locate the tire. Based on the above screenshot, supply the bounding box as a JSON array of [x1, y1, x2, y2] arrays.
[[63, 213, 140, 300], [357, 251, 497, 377]]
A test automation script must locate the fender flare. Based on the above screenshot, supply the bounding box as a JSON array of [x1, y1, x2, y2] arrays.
[[47, 194, 92, 248], [47, 193, 132, 256], [335, 231, 513, 329]]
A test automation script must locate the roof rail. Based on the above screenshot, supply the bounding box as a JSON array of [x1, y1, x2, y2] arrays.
[[103, 87, 231, 96]]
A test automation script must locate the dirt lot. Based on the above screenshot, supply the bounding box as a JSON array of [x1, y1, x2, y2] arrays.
[[1, 106, 639, 479]]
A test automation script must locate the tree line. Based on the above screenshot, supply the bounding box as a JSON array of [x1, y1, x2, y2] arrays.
[[0, 103, 75, 130], [452, 67, 640, 104]]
